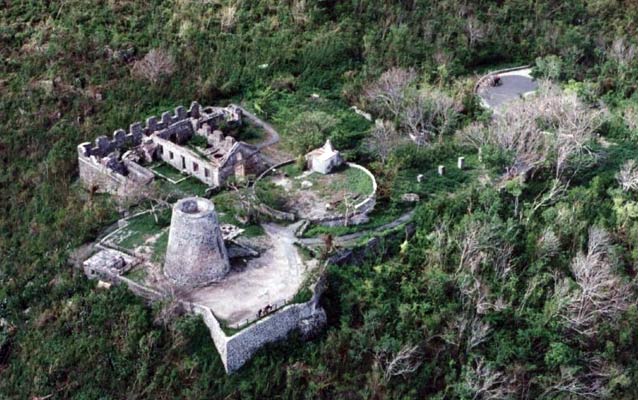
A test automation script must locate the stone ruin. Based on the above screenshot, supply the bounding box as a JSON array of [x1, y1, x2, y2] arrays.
[[164, 198, 230, 286], [77, 102, 268, 197], [80, 195, 327, 374]]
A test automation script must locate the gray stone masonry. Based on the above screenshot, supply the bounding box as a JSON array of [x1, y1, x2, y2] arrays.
[[164, 198, 230, 286]]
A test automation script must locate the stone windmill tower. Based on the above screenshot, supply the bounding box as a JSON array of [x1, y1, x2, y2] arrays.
[[164, 197, 230, 286]]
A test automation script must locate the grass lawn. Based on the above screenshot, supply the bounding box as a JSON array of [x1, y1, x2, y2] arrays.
[[109, 209, 170, 251], [149, 162, 187, 182]]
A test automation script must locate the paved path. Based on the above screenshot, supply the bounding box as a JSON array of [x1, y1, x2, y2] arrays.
[[297, 208, 416, 248], [477, 67, 538, 109]]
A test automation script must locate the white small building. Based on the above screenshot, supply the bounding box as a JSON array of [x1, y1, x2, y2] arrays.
[[305, 140, 344, 174]]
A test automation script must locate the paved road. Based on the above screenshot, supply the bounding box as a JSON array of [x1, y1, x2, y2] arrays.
[[477, 67, 538, 109], [298, 208, 416, 248]]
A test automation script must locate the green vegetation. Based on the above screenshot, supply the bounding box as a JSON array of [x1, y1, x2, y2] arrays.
[[125, 267, 148, 284], [109, 210, 171, 251], [6, 1, 638, 399], [256, 164, 374, 214], [150, 162, 186, 182]]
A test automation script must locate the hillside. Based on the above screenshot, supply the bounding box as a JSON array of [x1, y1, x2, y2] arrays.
[[3, 1, 638, 398]]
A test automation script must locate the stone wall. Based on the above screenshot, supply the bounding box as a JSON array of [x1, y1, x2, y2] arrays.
[[224, 301, 324, 372], [154, 136, 219, 186], [77, 102, 249, 195]]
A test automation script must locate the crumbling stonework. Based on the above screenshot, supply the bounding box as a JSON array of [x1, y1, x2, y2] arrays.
[[77, 102, 267, 197], [164, 198, 230, 286]]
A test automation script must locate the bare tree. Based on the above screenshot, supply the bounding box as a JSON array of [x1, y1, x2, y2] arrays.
[[375, 344, 423, 383], [542, 356, 618, 399], [463, 358, 517, 400], [402, 89, 458, 145], [465, 16, 486, 48], [220, 4, 238, 32], [616, 160, 638, 192], [458, 82, 602, 180], [364, 67, 417, 119], [132, 48, 176, 84], [623, 105, 638, 132], [609, 37, 637, 67], [366, 119, 403, 164], [554, 227, 632, 337]]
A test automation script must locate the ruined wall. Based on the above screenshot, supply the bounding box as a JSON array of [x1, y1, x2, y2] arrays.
[[224, 301, 324, 372], [164, 198, 230, 286], [217, 143, 269, 184], [153, 136, 219, 186], [77, 102, 205, 194]]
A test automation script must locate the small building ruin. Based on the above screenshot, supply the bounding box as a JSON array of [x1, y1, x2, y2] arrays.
[[305, 140, 344, 174], [77, 103, 268, 197]]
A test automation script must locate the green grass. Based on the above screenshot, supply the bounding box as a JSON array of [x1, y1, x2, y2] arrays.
[[393, 152, 481, 199], [112, 210, 170, 250], [256, 164, 374, 214], [301, 204, 408, 238], [151, 230, 169, 264], [155, 176, 209, 199], [125, 268, 148, 284], [150, 162, 187, 182]]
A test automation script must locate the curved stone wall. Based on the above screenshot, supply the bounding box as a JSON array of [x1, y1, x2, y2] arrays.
[[164, 197, 230, 286], [253, 161, 377, 227]]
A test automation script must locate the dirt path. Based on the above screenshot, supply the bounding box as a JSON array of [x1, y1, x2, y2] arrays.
[[233, 105, 280, 150]]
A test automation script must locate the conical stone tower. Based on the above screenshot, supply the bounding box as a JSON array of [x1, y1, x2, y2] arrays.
[[164, 197, 230, 286]]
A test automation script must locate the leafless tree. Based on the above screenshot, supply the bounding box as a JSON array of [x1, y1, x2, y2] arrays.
[[465, 16, 486, 48], [616, 160, 638, 192], [537, 227, 560, 258], [457, 82, 602, 180], [554, 227, 632, 337], [375, 344, 423, 383], [402, 89, 457, 145], [463, 358, 517, 400], [366, 119, 403, 164], [220, 4, 238, 32], [364, 67, 417, 119], [132, 48, 176, 84], [623, 105, 638, 132], [542, 356, 618, 399], [609, 37, 637, 67]]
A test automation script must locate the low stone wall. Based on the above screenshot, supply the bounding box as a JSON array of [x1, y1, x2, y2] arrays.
[[252, 160, 297, 221], [253, 161, 377, 226], [308, 162, 377, 227]]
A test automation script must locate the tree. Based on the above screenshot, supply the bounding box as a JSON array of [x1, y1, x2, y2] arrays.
[[366, 119, 403, 164], [553, 227, 632, 338], [131, 48, 176, 84], [457, 82, 602, 180], [402, 88, 458, 145], [284, 111, 338, 155], [616, 160, 638, 192], [364, 67, 417, 119]]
